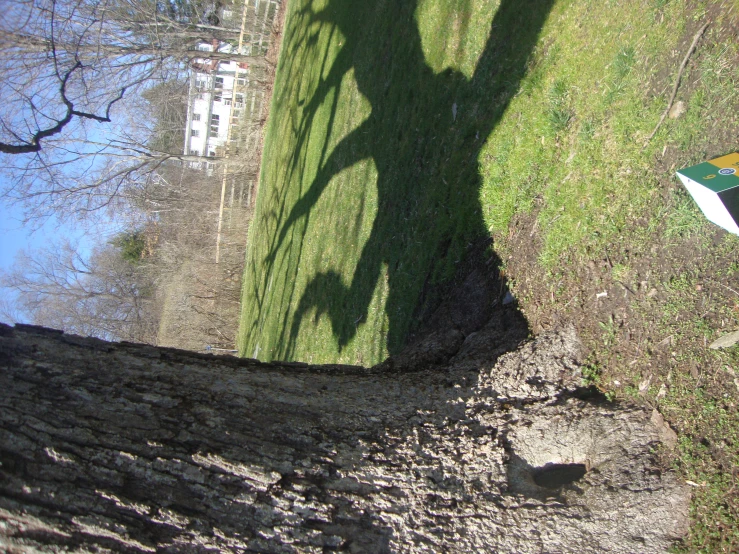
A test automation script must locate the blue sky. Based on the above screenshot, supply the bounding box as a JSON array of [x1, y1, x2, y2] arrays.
[[0, 192, 97, 325], [1, 205, 93, 265]]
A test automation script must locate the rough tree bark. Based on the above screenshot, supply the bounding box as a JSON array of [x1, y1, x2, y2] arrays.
[[0, 323, 689, 553]]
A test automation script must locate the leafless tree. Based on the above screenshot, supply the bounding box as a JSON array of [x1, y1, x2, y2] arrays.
[[0, 0, 262, 221], [0, 297, 27, 325], [1, 238, 158, 342], [0, 0, 277, 350], [112, 160, 255, 350]]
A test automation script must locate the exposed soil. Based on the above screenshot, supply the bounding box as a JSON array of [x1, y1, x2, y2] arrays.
[[511, 10, 738, 389], [380, 237, 529, 372]]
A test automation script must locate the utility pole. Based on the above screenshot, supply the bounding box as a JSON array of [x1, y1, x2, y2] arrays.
[[216, 0, 253, 264]]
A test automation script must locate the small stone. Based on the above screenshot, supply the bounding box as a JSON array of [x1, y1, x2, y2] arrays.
[[709, 330, 739, 349], [690, 364, 699, 379], [647, 288, 658, 298], [668, 100, 686, 119], [502, 291, 515, 305], [650, 409, 678, 450]]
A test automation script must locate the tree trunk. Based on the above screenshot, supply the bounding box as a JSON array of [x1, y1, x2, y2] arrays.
[[0, 323, 689, 553], [3, 31, 266, 65]]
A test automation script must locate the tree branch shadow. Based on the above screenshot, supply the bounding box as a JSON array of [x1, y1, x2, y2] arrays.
[[256, 0, 556, 359]]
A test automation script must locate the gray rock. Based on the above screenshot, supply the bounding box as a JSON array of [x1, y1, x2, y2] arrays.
[[709, 329, 739, 349]]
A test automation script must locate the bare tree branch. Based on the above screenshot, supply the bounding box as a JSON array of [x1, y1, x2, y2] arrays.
[[0, 61, 126, 154], [1, 238, 158, 342]]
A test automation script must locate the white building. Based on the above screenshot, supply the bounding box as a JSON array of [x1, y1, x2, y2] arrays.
[[183, 42, 249, 159]]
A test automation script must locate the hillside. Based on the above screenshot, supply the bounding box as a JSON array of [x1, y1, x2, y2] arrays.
[[238, 0, 739, 549]]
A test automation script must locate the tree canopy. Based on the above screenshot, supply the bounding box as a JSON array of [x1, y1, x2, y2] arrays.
[[0, 0, 254, 222], [1, 238, 158, 342]]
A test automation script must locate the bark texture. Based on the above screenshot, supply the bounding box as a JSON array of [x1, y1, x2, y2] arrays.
[[0, 323, 689, 552]]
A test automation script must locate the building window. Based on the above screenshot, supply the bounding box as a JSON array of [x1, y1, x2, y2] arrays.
[[193, 113, 201, 121], [215, 77, 224, 89], [224, 98, 232, 106], [191, 150, 200, 156], [196, 80, 207, 89], [214, 93, 222, 102], [237, 78, 246, 86], [191, 129, 200, 137], [198, 44, 210, 51], [196, 93, 205, 100], [209, 151, 216, 157], [209, 130, 218, 138]]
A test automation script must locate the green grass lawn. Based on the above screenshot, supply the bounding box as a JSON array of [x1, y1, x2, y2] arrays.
[[239, 0, 739, 549], [239, 0, 556, 364]]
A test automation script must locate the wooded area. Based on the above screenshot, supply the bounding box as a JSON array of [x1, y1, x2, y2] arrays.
[[1, 0, 281, 349]]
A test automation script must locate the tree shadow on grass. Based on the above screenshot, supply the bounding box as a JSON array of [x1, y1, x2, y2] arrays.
[[257, 0, 555, 359]]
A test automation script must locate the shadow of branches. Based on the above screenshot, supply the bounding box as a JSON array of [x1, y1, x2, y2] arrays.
[[251, 0, 555, 359]]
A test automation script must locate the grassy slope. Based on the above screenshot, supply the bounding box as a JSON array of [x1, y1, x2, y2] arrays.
[[239, 0, 550, 364], [240, 0, 739, 549]]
